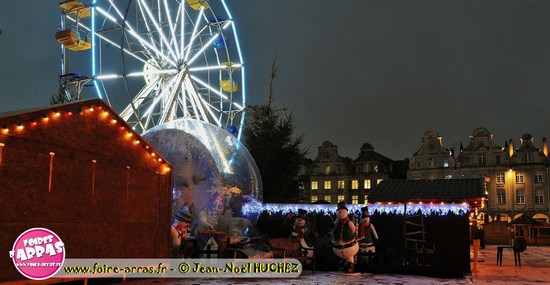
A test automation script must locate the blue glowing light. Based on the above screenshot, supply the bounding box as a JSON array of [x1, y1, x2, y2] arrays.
[[242, 201, 470, 216], [91, 1, 103, 100], [222, 0, 245, 141]]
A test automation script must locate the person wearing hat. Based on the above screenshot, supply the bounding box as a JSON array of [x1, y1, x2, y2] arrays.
[[357, 206, 378, 271], [171, 206, 194, 257], [332, 201, 359, 273]]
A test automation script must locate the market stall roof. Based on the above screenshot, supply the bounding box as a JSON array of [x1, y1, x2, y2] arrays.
[[369, 178, 486, 204], [509, 214, 542, 226]]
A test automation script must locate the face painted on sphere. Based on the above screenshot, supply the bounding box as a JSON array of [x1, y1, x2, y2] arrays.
[[295, 217, 306, 227], [337, 209, 348, 220]]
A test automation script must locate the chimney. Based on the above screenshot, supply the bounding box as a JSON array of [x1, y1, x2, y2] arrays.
[[543, 137, 548, 158], [508, 139, 514, 158]]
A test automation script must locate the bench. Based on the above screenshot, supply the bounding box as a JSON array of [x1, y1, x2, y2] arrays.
[[269, 237, 316, 272]]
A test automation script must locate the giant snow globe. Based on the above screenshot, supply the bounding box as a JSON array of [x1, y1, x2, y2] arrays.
[[143, 119, 262, 231]]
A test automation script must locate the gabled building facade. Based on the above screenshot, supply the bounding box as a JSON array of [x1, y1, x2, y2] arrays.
[[408, 130, 456, 180], [302, 141, 406, 205], [408, 127, 550, 224]]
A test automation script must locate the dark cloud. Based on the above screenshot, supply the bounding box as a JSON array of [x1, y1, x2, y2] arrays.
[[1, 0, 550, 160]]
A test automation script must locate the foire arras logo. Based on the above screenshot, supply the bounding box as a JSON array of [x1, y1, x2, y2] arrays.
[[9, 228, 65, 280]]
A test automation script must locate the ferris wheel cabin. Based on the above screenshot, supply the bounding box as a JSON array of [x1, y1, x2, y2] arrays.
[[55, 0, 91, 51]]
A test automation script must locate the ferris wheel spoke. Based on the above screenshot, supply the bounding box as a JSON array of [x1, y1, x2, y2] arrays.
[[127, 29, 177, 67], [137, 0, 178, 63], [96, 69, 178, 80], [197, 96, 223, 127], [135, 1, 161, 54], [178, 1, 185, 61], [190, 75, 243, 111], [187, 21, 232, 66], [189, 63, 242, 72], [187, 33, 219, 66], [99, 6, 178, 68], [162, 0, 180, 60], [66, 14, 150, 66], [120, 77, 161, 120], [104, 0, 160, 58], [107, 0, 125, 20], [183, 7, 205, 62], [104, 0, 158, 58]]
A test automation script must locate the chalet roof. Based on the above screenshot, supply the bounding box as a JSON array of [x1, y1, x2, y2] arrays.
[[369, 178, 485, 203], [0, 99, 171, 169], [0, 99, 105, 122], [509, 214, 542, 226]]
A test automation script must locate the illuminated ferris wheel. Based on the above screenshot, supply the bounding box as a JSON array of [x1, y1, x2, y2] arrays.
[[55, 0, 246, 138]]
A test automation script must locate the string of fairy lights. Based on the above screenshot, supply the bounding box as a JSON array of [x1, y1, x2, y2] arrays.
[[242, 199, 471, 216], [0, 102, 171, 176]]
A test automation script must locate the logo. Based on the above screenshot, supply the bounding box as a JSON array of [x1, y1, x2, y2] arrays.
[[9, 228, 65, 280]]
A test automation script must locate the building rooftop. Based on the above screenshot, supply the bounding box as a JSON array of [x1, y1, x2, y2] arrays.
[[369, 178, 485, 204]]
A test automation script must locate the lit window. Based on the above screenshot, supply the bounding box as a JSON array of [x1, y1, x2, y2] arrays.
[[311, 181, 318, 190], [364, 195, 368, 203], [364, 180, 371, 189], [444, 174, 453, 179], [516, 172, 524, 183], [351, 180, 359, 190], [324, 181, 332, 189], [496, 173, 505, 184], [325, 165, 331, 174], [324, 195, 332, 203], [535, 189, 544, 204], [337, 195, 344, 203], [534, 171, 544, 183], [352, 195, 358, 204], [497, 189, 506, 204], [443, 160, 449, 168], [374, 164, 379, 172], [376, 179, 383, 185], [516, 189, 525, 204], [311, 195, 318, 203], [338, 180, 345, 189]]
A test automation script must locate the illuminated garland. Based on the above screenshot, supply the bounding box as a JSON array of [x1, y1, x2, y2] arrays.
[[0, 103, 171, 175], [242, 199, 470, 216]]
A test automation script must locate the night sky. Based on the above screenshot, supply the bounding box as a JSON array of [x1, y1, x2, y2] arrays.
[[1, 0, 550, 160]]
